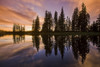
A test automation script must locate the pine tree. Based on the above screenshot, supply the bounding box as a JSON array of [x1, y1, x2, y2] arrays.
[[32, 20, 35, 32], [34, 16, 40, 32], [72, 7, 79, 31], [78, 3, 90, 32], [13, 24, 16, 33], [42, 11, 48, 32], [42, 11, 53, 32], [96, 14, 100, 32], [58, 7, 65, 32], [54, 11, 58, 32]]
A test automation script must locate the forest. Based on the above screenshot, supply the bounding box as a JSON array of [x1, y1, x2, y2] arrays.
[[4, 3, 100, 34]]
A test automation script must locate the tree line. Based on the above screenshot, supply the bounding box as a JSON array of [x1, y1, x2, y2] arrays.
[[13, 24, 25, 32], [13, 3, 100, 33]]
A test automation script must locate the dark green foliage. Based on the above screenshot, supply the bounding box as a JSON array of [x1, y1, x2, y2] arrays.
[[78, 3, 90, 32], [58, 7, 65, 32], [96, 14, 100, 32], [42, 11, 53, 32], [90, 14, 100, 32], [32, 16, 40, 33], [34, 16, 40, 32], [72, 7, 79, 31], [54, 11, 58, 32], [72, 3, 90, 32]]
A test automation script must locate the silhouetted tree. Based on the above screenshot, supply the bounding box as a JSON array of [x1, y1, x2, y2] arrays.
[[90, 21, 98, 32], [42, 11, 53, 32], [13, 24, 16, 33], [78, 3, 90, 32], [32, 20, 35, 32], [54, 11, 58, 32], [58, 7, 65, 32], [34, 16, 40, 32], [66, 17, 72, 31], [90, 14, 100, 32], [72, 7, 79, 31], [96, 14, 100, 32], [13, 24, 25, 32]]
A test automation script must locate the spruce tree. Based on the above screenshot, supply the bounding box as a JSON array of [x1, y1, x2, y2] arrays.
[[34, 16, 40, 32], [72, 7, 79, 31], [58, 7, 65, 32], [78, 3, 90, 32], [42, 11, 53, 32], [54, 11, 58, 32]]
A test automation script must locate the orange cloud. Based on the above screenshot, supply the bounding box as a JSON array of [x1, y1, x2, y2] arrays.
[[0, 6, 38, 31], [64, 0, 100, 21], [0, 6, 37, 25]]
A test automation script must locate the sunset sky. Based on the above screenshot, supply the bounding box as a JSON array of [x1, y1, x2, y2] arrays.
[[0, 0, 100, 31]]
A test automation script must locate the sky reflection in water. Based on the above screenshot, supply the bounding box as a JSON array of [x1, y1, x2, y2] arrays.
[[0, 35, 100, 67]]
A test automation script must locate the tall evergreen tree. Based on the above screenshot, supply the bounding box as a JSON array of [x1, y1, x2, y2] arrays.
[[34, 16, 40, 32], [96, 14, 100, 32], [42, 11, 53, 32], [78, 3, 90, 32], [72, 7, 79, 31], [42, 11, 48, 32], [13, 24, 16, 33], [54, 11, 58, 32], [58, 7, 65, 32]]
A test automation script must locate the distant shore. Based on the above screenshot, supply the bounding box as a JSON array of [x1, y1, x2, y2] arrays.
[[0, 31, 100, 36]]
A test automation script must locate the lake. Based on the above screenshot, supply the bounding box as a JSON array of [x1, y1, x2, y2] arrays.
[[0, 34, 100, 67]]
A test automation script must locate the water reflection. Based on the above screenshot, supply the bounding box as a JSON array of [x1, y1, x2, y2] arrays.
[[31, 35, 100, 64], [90, 35, 100, 52], [32, 35, 40, 51], [0, 34, 100, 67], [41, 35, 53, 57], [72, 35, 89, 64], [13, 35, 25, 43]]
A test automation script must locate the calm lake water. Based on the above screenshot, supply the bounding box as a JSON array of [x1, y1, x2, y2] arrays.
[[0, 35, 100, 67]]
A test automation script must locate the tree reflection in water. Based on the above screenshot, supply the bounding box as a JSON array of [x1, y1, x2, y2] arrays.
[[41, 35, 53, 56], [32, 35, 40, 51], [15, 34, 100, 64], [13, 35, 25, 44], [72, 35, 89, 64]]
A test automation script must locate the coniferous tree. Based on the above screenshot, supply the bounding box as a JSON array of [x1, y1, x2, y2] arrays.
[[54, 11, 58, 32], [78, 3, 90, 32], [48, 12, 53, 32], [90, 21, 98, 32], [13, 24, 16, 33], [42, 11, 53, 32], [32, 20, 35, 32], [58, 7, 65, 32], [42, 11, 48, 32], [96, 14, 100, 32], [72, 7, 79, 31], [34, 16, 40, 32], [90, 14, 100, 32]]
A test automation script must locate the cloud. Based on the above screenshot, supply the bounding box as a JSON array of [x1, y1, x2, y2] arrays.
[[0, 6, 37, 31], [55, 0, 100, 21], [22, 0, 43, 7], [0, 6, 37, 25]]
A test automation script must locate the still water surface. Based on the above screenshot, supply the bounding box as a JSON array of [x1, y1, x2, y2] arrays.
[[0, 35, 100, 67]]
